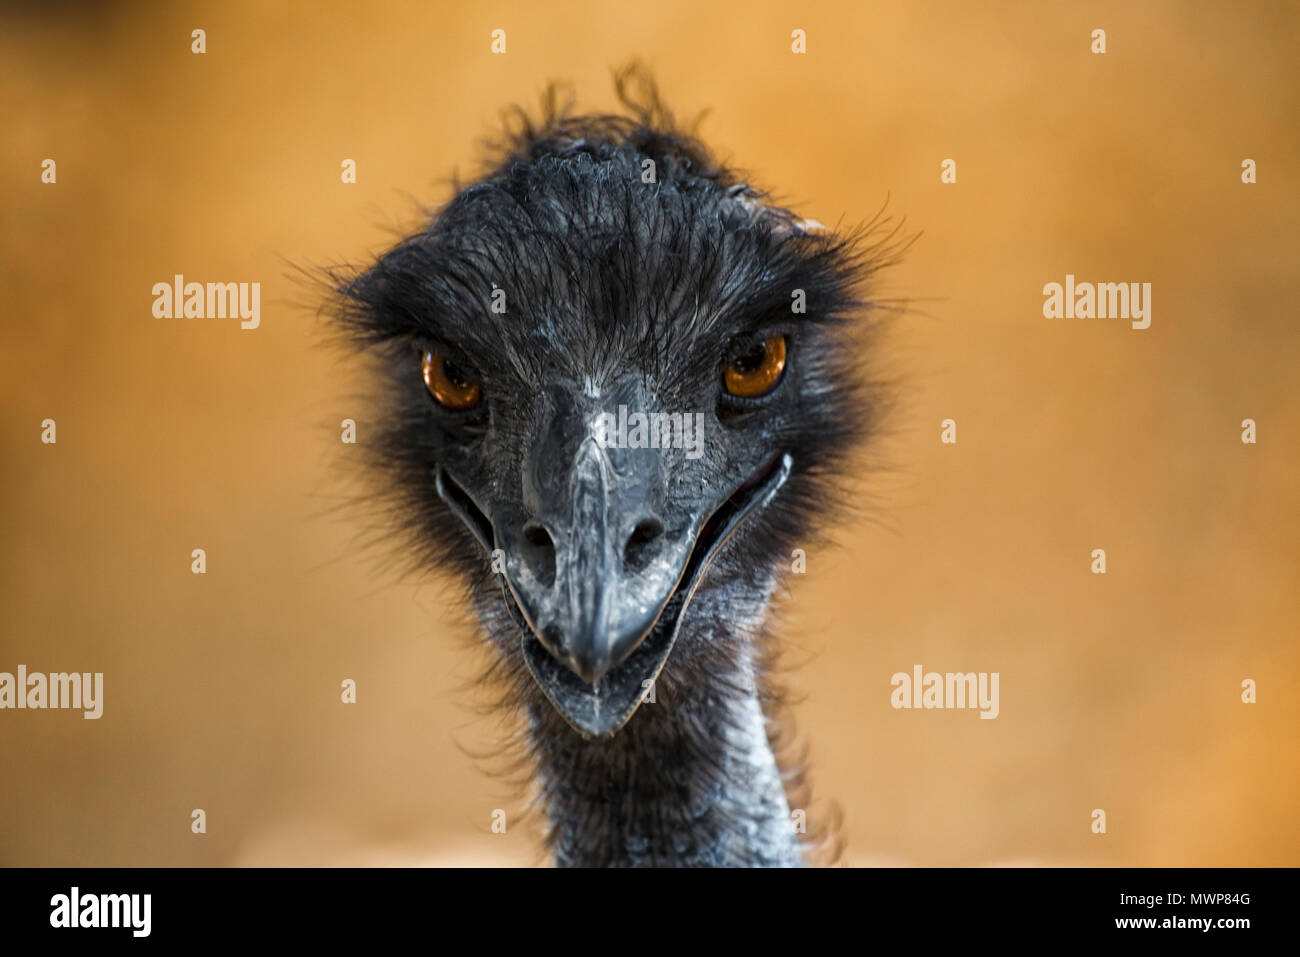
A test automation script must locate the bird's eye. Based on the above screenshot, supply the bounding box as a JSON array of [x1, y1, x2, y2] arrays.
[[422, 351, 481, 411], [723, 334, 787, 398]]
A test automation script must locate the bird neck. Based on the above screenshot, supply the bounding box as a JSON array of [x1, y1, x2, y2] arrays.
[[528, 636, 805, 867]]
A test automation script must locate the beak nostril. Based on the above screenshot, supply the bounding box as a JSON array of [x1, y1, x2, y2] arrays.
[[520, 522, 557, 587], [623, 517, 664, 574]]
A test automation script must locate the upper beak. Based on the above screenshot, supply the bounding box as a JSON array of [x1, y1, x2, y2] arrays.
[[512, 437, 689, 684]]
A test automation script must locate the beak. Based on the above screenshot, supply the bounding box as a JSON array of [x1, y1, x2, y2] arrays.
[[436, 449, 792, 738]]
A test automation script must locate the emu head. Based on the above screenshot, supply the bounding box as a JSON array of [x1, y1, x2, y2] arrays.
[[333, 76, 889, 739]]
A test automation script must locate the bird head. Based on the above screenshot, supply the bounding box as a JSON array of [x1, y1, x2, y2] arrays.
[[331, 69, 897, 738]]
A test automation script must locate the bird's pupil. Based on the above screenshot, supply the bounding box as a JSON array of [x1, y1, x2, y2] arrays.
[[733, 342, 766, 373], [443, 359, 468, 387]]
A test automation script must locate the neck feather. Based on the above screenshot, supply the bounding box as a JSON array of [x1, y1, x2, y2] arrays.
[[526, 609, 804, 867]]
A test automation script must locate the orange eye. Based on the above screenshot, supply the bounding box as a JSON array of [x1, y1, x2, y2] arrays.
[[422, 351, 481, 411], [723, 335, 787, 398]]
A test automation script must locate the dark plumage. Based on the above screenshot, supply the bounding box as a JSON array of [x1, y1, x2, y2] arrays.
[[328, 65, 905, 866]]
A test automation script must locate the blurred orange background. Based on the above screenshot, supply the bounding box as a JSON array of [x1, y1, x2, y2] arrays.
[[1, 0, 1297, 866]]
